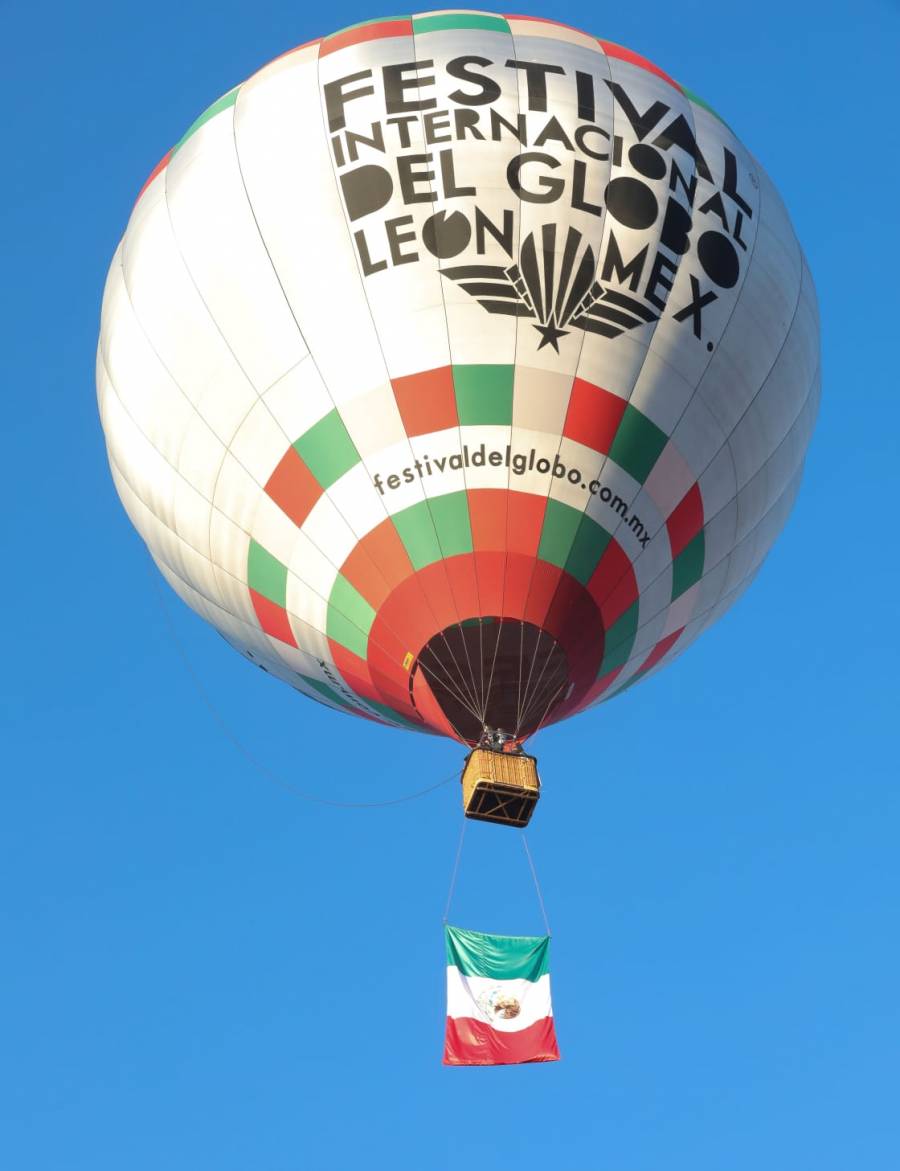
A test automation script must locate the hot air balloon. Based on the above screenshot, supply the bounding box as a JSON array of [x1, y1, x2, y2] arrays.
[[97, 11, 819, 825]]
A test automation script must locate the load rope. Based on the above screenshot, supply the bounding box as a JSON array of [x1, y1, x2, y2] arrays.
[[149, 563, 457, 808]]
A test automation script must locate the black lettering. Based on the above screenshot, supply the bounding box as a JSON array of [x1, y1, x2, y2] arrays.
[[507, 152, 564, 203], [385, 114, 417, 149], [383, 60, 437, 115], [439, 149, 475, 198], [669, 159, 697, 207], [489, 107, 527, 143], [354, 228, 387, 275], [447, 56, 501, 106], [506, 59, 565, 112], [601, 232, 648, 290], [533, 115, 573, 151], [660, 198, 692, 256], [475, 206, 514, 256], [645, 250, 678, 310], [423, 109, 453, 144], [723, 148, 753, 217], [397, 154, 437, 204], [576, 70, 595, 122], [453, 108, 485, 140], [733, 211, 749, 251], [572, 159, 603, 216], [385, 215, 419, 265], [604, 81, 669, 141], [653, 114, 712, 182], [344, 121, 385, 163], [672, 274, 717, 337], [698, 190, 730, 231], [340, 163, 393, 221], [574, 124, 609, 161], [324, 70, 375, 133]]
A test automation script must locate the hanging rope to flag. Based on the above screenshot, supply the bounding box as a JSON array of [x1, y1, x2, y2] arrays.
[[521, 833, 551, 937], [441, 823, 559, 1065]]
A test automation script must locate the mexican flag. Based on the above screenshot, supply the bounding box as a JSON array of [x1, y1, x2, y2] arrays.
[[443, 925, 560, 1066]]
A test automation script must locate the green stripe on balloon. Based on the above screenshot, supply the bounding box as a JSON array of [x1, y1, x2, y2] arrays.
[[671, 530, 705, 599], [360, 698, 422, 730], [302, 673, 368, 715], [597, 601, 639, 677], [247, 539, 288, 607], [392, 491, 473, 569], [538, 499, 612, 586], [326, 574, 376, 660], [565, 513, 613, 585], [680, 86, 731, 130], [412, 13, 508, 33], [172, 88, 239, 154], [453, 364, 514, 426], [609, 404, 668, 483], [605, 627, 687, 699], [293, 408, 359, 490]]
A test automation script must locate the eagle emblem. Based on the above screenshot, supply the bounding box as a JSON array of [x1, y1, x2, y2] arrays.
[[440, 223, 658, 352]]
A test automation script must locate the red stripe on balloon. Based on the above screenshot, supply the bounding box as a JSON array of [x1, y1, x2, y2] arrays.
[[563, 380, 627, 456], [597, 40, 682, 91], [340, 518, 413, 610], [638, 627, 685, 674], [392, 367, 459, 437], [264, 447, 322, 529], [666, 483, 704, 559], [320, 19, 414, 57], [135, 150, 173, 204], [249, 589, 297, 647], [588, 542, 638, 628]]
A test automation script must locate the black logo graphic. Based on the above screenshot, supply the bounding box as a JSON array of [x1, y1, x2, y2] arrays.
[[440, 223, 658, 352]]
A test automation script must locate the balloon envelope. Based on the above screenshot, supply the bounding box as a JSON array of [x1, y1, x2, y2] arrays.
[[97, 12, 820, 744]]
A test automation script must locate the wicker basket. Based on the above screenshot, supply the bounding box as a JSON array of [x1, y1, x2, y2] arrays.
[[461, 748, 540, 827]]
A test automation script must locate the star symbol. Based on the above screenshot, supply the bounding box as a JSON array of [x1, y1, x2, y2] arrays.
[[533, 316, 569, 352]]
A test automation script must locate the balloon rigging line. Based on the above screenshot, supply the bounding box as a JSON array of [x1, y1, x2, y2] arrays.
[[148, 564, 458, 808], [442, 816, 468, 924], [442, 818, 552, 936], [416, 650, 485, 728], [515, 622, 547, 738], [522, 680, 567, 747], [515, 619, 527, 736], [516, 626, 552, 738], [522, 834, 552, 937]]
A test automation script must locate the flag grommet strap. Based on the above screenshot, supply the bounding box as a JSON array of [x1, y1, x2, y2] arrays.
[[443, 925, 560, 1066]]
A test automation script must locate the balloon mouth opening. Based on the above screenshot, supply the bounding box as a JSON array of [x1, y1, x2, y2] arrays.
[[412, 618, 569, 744]]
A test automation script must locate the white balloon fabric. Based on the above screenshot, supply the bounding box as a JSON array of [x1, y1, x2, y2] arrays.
[[97, 12, 819, 744]]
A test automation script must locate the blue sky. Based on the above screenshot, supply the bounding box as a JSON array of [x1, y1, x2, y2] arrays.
[[3, 1, 899, 1168]]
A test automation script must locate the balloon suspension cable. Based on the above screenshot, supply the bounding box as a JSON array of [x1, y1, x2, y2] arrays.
[[522, 833, 552, 937], [148, 563, 458, 809], [443, 816, 468, 924]]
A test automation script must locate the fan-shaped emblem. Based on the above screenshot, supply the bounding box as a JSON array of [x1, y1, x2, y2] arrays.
[[440, 224, 659, 352]]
